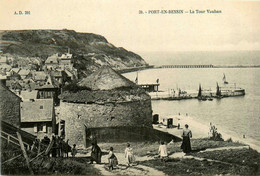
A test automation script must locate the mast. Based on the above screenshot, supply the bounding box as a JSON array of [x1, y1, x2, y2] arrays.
[[216, 82, 221, 96], [223, 73, 228, 84], [198, 84, 202, 97]]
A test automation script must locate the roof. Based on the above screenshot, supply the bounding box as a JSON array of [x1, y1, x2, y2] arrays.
[[50, 70, 63, 77], [78, 66, 137, 90], [59, 66, 150, 103], [20, 99, 54, 122], [0, 80, 22, 102], [45, 54, 59, 64], [8, 81, 22, 90], [18, 69, 30, 76], [36, 75, 59, 89], [11, 68, 21, 73], [59, 88, 150, 103], [64, 69, 73, 77], [60, 53, 72, 60], [34, 71, 47, 81], [20, 90, 38, 100], [0, 57, 7, 63]]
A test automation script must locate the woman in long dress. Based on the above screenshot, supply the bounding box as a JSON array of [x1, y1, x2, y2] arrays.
[[91, 141, 102, 164], [181, 124, 192, 154], [125, 143, 135, 166]]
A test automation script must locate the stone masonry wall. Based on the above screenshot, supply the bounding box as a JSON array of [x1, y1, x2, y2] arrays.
[[58, 100, 153, 147]]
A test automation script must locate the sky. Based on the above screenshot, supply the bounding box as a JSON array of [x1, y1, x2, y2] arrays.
[[0, 0, 260, 53]]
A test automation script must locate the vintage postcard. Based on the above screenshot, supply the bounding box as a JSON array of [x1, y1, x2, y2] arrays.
[[0, 0, 259, 175]]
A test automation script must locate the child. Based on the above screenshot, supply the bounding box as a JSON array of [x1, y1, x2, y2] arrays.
[[125, 143, 135, 166], [71, 144, 77, 157], [158, 141, 168, 162], [107, 147, 118, 170]]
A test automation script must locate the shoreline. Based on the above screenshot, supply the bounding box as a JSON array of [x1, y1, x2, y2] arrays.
[[154, 114, 260, 152]]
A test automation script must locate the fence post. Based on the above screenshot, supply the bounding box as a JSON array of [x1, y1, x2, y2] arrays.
[[16, 132, 34, 175], [7, 135, 10, 144]]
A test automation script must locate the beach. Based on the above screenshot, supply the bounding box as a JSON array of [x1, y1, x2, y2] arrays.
[[153, 114, 260, 152]]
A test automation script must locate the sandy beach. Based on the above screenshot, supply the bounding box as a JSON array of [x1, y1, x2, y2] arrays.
[[154, 114, 260, 152]]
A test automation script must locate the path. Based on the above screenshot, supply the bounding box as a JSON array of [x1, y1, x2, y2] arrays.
[[93, 153, 166, 176], [88, 145, 250, 175]]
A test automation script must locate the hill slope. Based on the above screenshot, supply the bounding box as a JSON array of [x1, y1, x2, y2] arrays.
[[0, 30, 148, 75]]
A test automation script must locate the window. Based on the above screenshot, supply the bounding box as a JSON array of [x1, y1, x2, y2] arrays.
[[34, 123, 47, 133], [37, 124, 43, 131], [40, 105, 43, 109]]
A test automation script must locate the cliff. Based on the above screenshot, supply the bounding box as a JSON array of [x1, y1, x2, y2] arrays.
[[0, 30, 148, 75]]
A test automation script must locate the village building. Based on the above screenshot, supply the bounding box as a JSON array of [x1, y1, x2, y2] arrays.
[[33, 71, 47, 84], [58, 66, 153, 147], [11, 68, 21, 74], [8, 70, 21, 80], [20, 99, 56, 139], [59, 53, 73, 70], [36, 76, 60, 105], [0, 56, 8, 65], [20, 90, 39, 101], [6, 80, 22, 93], [0, 77, 22, 128], [50, 70, 68, 85], [45, 54, 59, 70], [18, 69, 31, 79]]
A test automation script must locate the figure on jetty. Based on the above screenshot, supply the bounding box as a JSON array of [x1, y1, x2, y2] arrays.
[[181, 124, 192, 154], [107, 147, 118, 170], [125, 143, 135, 166], [90, 140, 102, 164]]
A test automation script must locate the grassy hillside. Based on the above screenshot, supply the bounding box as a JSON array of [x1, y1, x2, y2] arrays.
[[0, 30, 148, 74]]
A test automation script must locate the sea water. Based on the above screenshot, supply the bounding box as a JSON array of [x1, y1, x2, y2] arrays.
[[123, 51, 260, 147]]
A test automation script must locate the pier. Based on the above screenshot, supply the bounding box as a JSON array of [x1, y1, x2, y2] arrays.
[[155, 64, 260, 69], [158, 65, 214, 68]]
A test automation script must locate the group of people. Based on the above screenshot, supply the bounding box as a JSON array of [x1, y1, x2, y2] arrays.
[[31, 134, 77, 158], [31, 124, 193, 169], [158, 124, 192, 161], [90, 142, 136, 170], [90, 124, 192, 170], [209, 123, 223, 141]]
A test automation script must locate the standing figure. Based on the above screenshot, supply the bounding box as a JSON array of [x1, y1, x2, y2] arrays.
[[90, 141, 102, 164], [125, 143, 135, 166], [158, 141, 168, 162], [51, 135, 57, 157], [71, 144, 77, 157], [107, 147, 118, 170], [63, 139, 71, 158], [181, 124, 192, 154]]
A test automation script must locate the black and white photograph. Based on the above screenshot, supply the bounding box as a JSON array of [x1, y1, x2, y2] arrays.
[[0, 0, 260, 175]]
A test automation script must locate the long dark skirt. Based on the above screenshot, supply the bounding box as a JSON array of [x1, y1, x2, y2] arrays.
[[91, 151, 102, 164], [181, 136, 192, 153]]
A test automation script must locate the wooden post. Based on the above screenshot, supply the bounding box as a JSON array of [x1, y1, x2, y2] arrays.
[[7, 135, 10, 145], [45, 139, 54, 156], [16, 132, 34, 175], [37, 141, 41, 154]]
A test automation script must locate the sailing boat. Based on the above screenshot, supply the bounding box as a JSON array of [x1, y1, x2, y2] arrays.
[[197, 84, 207, 101], [216, 82, 222, 98], [198, 84, 202, 98], [223, 73, 229, 84]]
